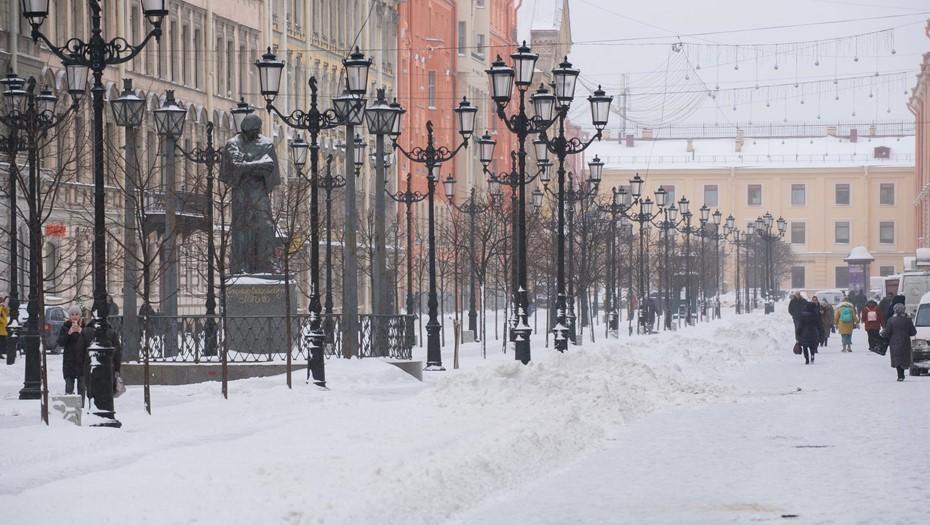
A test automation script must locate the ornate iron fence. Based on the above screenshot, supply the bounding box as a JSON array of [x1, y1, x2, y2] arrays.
[[111, 313, 415, 363]]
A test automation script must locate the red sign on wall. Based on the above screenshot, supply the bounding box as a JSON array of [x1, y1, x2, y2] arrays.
[[45, 224, 67, 237]]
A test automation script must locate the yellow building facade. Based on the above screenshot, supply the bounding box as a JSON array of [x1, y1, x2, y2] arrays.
[[589, 126, 916, 293]]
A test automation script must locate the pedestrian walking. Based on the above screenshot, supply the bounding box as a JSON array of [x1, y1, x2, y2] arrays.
[[887, 294, 906, 322], [881, 303, 916, 381], [834, 299, 859, 352], [878, 292, 894, 326], [788, 291, 804, 330], [795, 300, 823, 365], [861, 299, 885, 353], [819, 297, 835, 347], [58, 305, 88, 396], [0, 296, 8, 360]]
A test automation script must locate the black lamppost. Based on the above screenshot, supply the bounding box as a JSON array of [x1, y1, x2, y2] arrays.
[[365, 89, 400, 333], [595, 186, 627, 338], [1, 73, 76, 406], [481, 148, 550, 352], [616, 175, 665, 334], [387, 173, 426, 346], [534, 56, 612, 351], [110, 79, 147, 362], [722, 215, 742, 315], [391, 99, 477, 370], [674, 197, 696, 325], [658, 201, 686, 330], [447, 186, 492, 338], [753, 212, 786, 314], [317, 155, 346, 344], [563, 168, 600, 343], [707, 209, 723, 319], [152, 91, 186, 332], [173, 112, 241, 355], [24, 0, 167, 427], [486, 42, 560, 364], [256, 47, 372, 366], [0, 73, 25, 367], [255, 46, 377, 380]]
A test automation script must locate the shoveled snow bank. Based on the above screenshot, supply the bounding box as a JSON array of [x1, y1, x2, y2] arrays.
[[0, 312, 791, 524]]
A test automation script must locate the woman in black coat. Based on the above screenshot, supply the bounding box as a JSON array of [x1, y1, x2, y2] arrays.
[[795, 301, 823, 364], [57, 305, 88, 395], [882, 303, 916, 381]]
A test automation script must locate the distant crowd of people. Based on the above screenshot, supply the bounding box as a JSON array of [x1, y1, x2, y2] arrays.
[[789, 290, 915, 381]]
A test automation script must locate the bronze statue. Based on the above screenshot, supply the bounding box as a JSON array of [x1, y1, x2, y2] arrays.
[[221, 113, 280, 274]]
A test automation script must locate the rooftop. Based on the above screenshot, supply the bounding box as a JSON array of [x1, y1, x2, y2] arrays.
[[588, 133, 915, 171]]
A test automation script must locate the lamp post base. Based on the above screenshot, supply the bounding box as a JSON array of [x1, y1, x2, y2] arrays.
[[424, 364, 447, 372], [18, 336, 41, 400]]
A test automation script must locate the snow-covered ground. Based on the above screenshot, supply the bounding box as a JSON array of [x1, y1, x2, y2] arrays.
[[0, 310, 927, 524]]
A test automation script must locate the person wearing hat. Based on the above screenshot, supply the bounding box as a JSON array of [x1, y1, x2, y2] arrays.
[[881, 303, 916, 382]]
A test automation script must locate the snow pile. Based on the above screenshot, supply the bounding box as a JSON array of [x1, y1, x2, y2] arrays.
[[0, 312, 795, 525], [339, 314, 792, 523]]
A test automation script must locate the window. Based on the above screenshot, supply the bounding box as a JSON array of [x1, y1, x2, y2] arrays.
[[659, 185, 676, 205], [457, 21, 466, 55], [703, 185, 718, 207], [476, 0, 486, 6], [880, 265, 895, 276], [835, 183, 850, 205], [880, 183, 895, 205], [747, 184, 762, 206], [880, 221, 895, 244], [791, 184, 805, 206], [835, 266, 849, 288], [474, 34, 486, 59], [791, 266, 805, 289], [834, 221, 850, 244], [790, 222, 806, 244], [427, 71, 436, 108]]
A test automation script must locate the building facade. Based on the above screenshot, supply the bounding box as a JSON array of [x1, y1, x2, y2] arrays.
[[0, 0, 400, 314], [909, 21, 930, 248], [589, 124, 916, 293]]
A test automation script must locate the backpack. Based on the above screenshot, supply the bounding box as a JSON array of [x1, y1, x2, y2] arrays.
[[839, 305, 853, 323]]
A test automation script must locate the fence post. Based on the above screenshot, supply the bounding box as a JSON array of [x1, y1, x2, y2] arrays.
[[453, 319, 460, 370]]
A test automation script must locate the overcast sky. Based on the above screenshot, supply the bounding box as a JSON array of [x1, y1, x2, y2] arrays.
[[517, 0, 929, 132]]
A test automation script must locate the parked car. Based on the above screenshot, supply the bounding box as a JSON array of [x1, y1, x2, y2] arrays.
[[910, 292, 930, 376], [14, 304, 68, 353], [813, 289, 845, 306]]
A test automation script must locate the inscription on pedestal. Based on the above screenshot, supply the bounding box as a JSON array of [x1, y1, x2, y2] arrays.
[[225, 275, 297, 355]]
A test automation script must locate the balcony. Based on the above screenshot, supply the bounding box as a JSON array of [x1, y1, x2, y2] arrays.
[[143, 190, 210, 236]]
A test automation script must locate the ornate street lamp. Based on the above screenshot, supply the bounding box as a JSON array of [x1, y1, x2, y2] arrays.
[[23, 0, 165, 427], [255, 44, 371, 374], [392, 95, 476, 370], [2, 75, 75, 415]]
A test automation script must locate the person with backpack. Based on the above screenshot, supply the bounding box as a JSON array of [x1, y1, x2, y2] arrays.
[[861, 299, 885, 353], [881, 303, 916, 381], [834, 299, 859, 352]]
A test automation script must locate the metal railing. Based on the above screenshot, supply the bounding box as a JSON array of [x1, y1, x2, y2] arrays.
[[110, 313, 416, 363]]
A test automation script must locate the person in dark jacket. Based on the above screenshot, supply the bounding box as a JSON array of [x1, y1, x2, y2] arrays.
[[861, 299, 885, 352], [886, 294, 906, 324], [881, 303, 916, 381], [877, 292, 894, 326], [818, 298, 835, 347], [58, 305, 87, 395], [788, 292, 805, 331], [795, 301, 823, 364]]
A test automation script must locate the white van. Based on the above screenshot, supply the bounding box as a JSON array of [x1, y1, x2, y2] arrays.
[[897, 272, 930, 316], [909, 292, 930, 376]]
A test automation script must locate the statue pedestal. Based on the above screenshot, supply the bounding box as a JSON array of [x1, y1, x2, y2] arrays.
[[225, 275, 297, 355]]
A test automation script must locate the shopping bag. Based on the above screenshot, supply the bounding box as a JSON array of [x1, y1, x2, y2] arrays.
[[793, 342, 802, 355]]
